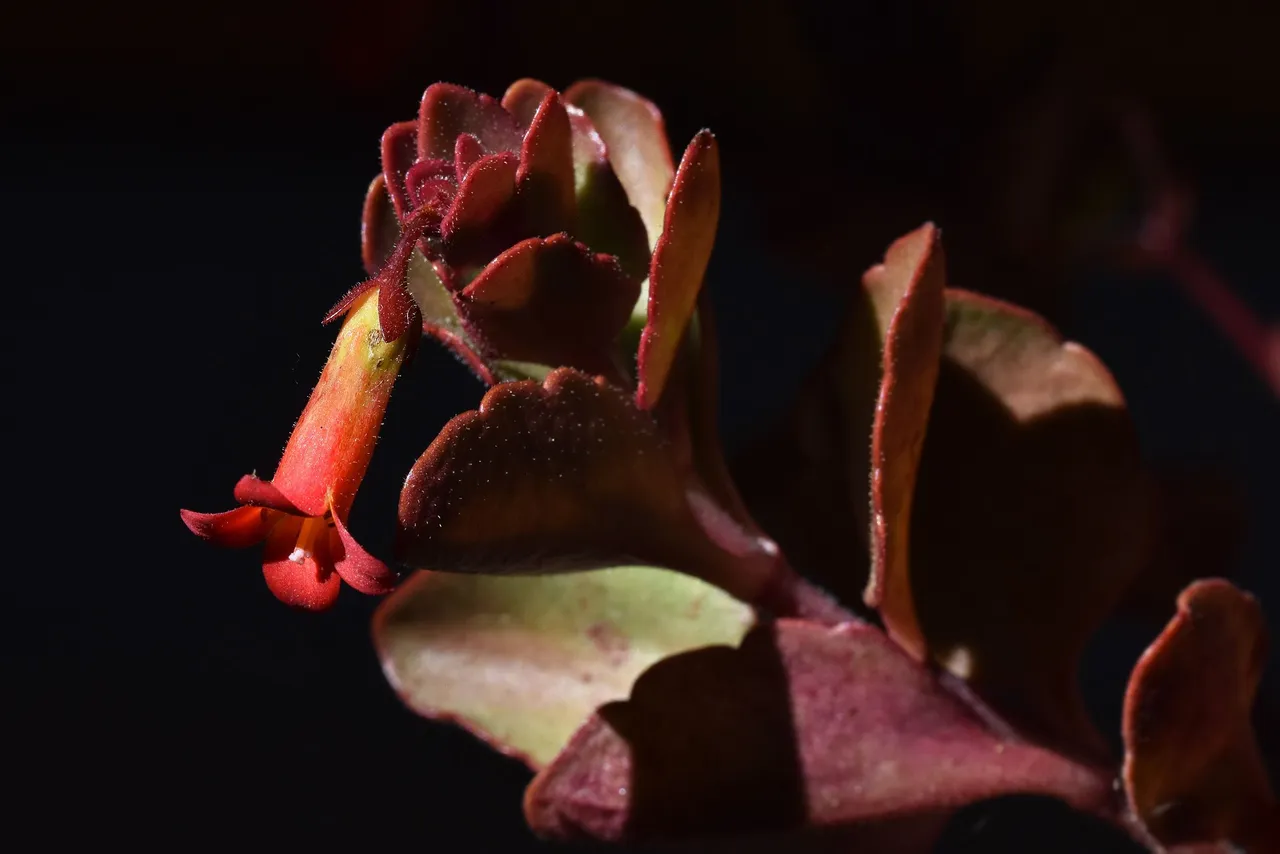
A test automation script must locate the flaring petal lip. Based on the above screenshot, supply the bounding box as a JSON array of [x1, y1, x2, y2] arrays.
[[180, 504, 274, 548]]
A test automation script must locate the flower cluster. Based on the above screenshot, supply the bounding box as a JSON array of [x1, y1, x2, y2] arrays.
[[183, 80, 1277, 852]]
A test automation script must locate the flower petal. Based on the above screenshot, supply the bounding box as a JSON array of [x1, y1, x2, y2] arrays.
[[418, 82, 522, 162], [261, 515, 341, 611], [380, 120, 418, 219], [457, 234, 638, 378], [361, 174, 399, 276], [860, 224, 946, 648], [525, 620, 1114, 845], [564, 80, 674, 249], [901, 289, 1146, 760], [373, 565, 755, 769], [179, 505, 274, 549], [328, 509, 399, 595], [232, 474, 309, 515], [516, 91, 576, 236], [636, 131, 721, 410], [1123, 580, 1277, 850], [395, 368, 786, 609]]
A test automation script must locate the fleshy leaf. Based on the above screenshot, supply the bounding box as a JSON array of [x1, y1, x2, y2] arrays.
[[500, 78, 554, 126], [380, 120, 418, 219], [525, 620, 1114, 845], [900, 289, 1147, 759], [439, 151, 519, 267], [361, 174, 399, 276], [373, 565, 755, 769], [1123, 580, 1278, 851], [568, 112, 650, 283], [516, 92, 576, 235], [395, 368, 784, 607], [418, 82, 523, 162], [453, 133, 486, 182], [636, 131, 721, 410], [456, 234, 638, 378], [509, 80, 648, 281], [861, 224, 946, 649], [564, 79, 674, 249]]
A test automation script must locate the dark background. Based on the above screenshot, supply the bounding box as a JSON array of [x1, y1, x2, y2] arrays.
[[7, 1, 1278, 849]]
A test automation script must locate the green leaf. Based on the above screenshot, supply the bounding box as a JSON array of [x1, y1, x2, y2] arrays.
[[374, 565, 756, 769]]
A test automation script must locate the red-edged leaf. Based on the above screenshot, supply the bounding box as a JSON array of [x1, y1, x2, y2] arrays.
[[501, 78, 554, 126], [901, 289, 1146, 760], [395, 368, 785, 607], [565, 79, 674, 249], [439, 151, 519, 266], [729, 293, 882, 611], [456, 234, 638, 379], [381, 120, 418, 219], [373, 565, 755, 769], [636, 131, 721, 411], [860, 223, 946, 649], [525, 620, 1115, 846], [418, 83, 523, 162], [1123, 580, 1278, 852], [454, 133, 485, 182], [425, 322, 497, 386], [404, 158, 454, 211], [567, 103, 649, 283], [179, 505, 274, 549], [516, 91, 576, 235], [261, 515, 341, 611], [361, 174, 399, 276]]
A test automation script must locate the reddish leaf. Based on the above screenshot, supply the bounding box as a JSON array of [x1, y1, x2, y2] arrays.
[[360, 174, 399, 276], [564, 79, 674, 249], [1123, 580, 1278, 852], [500, 78, 554, 126], [568, 111, 650, 283], [380, 120, 418, 219], [453, 133, 486, 182], [439, 151, 520, 271], [729, 297, 882, 611], [902, 289, 1147, 760], [395, 368, 787, 609], [507, 79, 649, 281], [373, 565, 755, 769], [456, 234, 638, 379], [636, 131, 721, 411], [525, 620, 1114, 846], [516, 92, 576, 235], [861, 224, 946, 653], [417, 82, 522, 162], [404, 158, 454, 211]]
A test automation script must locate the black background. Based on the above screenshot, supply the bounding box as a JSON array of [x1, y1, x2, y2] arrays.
[[7, 1, 1279, 849]]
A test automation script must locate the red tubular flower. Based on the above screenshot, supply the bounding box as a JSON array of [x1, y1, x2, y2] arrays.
[[180, 287, 415, 609]]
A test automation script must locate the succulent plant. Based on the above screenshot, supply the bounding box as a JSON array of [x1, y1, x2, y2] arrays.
[[181, 79, 1277, 852]]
